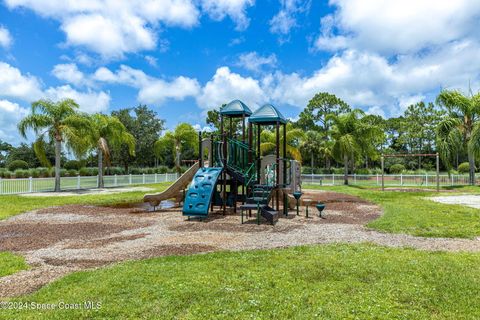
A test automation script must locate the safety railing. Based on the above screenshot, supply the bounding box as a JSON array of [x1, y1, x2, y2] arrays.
[[301, 173, 476, 187], [0, 173, 179, 195]]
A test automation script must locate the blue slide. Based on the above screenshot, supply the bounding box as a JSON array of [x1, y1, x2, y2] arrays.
[[182, 167, 223, 216]]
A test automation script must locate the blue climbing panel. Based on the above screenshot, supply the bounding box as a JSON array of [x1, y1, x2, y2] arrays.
[[182, 167, 223, 216]]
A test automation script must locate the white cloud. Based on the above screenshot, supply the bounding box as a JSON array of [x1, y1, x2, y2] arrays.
[[52, 63, 88, 87], [237, 52, 277, 72], [0, 27, 12, 49], [139, 77, 200, 104], [5, 0, 199, 58], [145, 55, 158, 67], [315, 0, 480, 54], [93, 65, 200, 105], [44, 85, 110, 113], [6, 0, 256, 58], [0, 62, 43, 100], [201, 0, 255, 31], [197, 66, 266, 110], [0, 61, 110, 113], [270, 0, 310, 36], [0, 99, 29, 142]]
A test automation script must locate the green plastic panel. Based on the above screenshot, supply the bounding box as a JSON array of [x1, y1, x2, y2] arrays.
[[249, 104, 286, 124]]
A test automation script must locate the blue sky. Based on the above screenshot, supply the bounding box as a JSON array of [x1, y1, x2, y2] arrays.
[[1, 0, 480, 145]]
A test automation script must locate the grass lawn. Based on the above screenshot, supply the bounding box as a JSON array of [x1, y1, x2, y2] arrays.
[[304, 185, 480, 239], [1, 244, 479, 319], [0, 182, 170, 220], [0, 252, 28, 278]]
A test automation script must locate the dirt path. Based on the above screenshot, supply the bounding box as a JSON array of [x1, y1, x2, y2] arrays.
[[1, 190, 480, 297]]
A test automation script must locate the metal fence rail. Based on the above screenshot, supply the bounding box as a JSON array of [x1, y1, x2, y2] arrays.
[[301, 174, 474, 187], [0, 173, 179, 195]]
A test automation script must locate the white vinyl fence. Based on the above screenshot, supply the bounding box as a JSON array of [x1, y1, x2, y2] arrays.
[[0, 173, 179, 195], [302, 174, 473, 187]]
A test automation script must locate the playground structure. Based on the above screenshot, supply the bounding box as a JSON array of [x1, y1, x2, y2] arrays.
[[144, 100, 303, 224]]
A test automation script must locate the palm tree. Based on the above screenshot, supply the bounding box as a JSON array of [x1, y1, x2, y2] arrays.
[[436, 89, 480, 185], [328, 109, 382, 185], [155, 123, 198, 173], [260, 123, 305, 161], [300, 130, 322, 169], [18, 99, 89, 192], [86, 114, 136, 188]]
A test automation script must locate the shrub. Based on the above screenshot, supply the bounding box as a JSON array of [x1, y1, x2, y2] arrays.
[[156, 166, 169, 174], [64, 160, 85, 171], [30, 169, 40, 178], [3, 171, 12, 178], [14, 169, 29, 178], [59, 169, 67, 177], [331, 168, 344, 174], [37, 167, 49, 178], [108, 167, 125, 175], [8, 160, 29, 171], [79, 167, 90, 176], [389, 164, 406, 174], [130, 168, 142, 175], [67, 169, 78, 177], [354, 168, 371, 175], [458, 162, 471, 173]]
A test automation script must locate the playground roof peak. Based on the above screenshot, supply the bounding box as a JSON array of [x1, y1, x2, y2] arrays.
[[220, 100, 253, 117], [249, 103, 287, 124]]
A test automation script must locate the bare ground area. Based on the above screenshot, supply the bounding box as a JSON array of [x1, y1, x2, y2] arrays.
[[1, 189, 480, 297]]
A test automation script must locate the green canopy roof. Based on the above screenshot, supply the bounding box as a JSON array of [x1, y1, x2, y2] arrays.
[[249, 104, 286, 124], [219, 100, 252, 117]]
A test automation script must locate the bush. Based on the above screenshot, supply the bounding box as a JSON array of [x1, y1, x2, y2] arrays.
[[64, 160, 85, 171], [389, 164, 406, 174], [458, 162, 471, 173], [130, 168, 142, 175], [14, 169, 29, 178], [354, 168, 371, 175], [2, 171, 12, 178], [67, 169, 78, 177], [30, 169, 40, 178], [59, 169, 67, 177], [36, 167, 49, 178], [79, 167, 90, 177], [108, 167, 125, 175], [8, 160, 29, 171], [156, 166, 169, 174]]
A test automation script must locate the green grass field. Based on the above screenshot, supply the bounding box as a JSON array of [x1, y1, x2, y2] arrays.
[[0, 182, 170, 220], [304, 185, 480, 239], [2, 244, 480, 319], [0, 252, 28, 278]]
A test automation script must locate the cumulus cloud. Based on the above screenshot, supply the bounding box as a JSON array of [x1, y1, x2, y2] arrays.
[[201, 0, 255, 31], [237, 52, 277, 73], [0, 62, 43, 100], [0, 61, 110, 113], [44, 85, 110, 113], [0, 26, 12, 49], [196, 66, 266, 110], [52, 63, 88, 87], [0, 99, 29, 142], [270, 0, 310, 37], [5, 0, 255, 58], [93, 65, 200, 105], [315, 0, 480, 54]]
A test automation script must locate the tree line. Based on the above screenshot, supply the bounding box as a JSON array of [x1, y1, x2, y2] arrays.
[[2, 87, 480, 188]]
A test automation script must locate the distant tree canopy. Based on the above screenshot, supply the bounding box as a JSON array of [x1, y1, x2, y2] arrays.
[[112, 105, 165, 170]]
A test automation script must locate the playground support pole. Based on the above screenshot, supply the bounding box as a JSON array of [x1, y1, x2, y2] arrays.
[[221, 115, 226, 215], [198, 131, 203, 168], [275, 121, 280, 211], [436, 152, 440, 192], [242, 113, 245, 202], [257, 124, 261, 184], [381, 154, 385, 191], [283, 123, 287, 216]]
